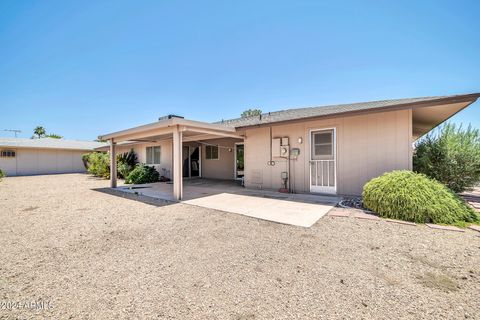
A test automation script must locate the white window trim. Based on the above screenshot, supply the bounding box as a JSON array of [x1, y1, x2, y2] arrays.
[[205, 145, 219, 160], [0, 149, 16, 158], [146, 146, 161, 165], [312, 130, 334, 159]]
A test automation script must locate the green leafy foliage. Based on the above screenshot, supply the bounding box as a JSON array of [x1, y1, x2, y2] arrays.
[[414, 123, 480, 193], [83, 149, 138, 180], [85, 152, 110, 179], [32, 126, 46, 138], [0, 169, 4, 181], [241, 108, 262, 118], [117, 149, 138, 179], [31, 126, 63, 139], [125, 164, 160, 184], [362, 170, 479, 225], [82, 153, 91, 170], [45, 134, 63, 139]]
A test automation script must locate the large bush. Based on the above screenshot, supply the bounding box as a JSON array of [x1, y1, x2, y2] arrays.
[[116, 149, 137, 178], [83, 149, 138, 179], [414, 123, 480, 193], [0, 169, 4, 181], [81, 153, 90, 170], [86, 152, 110, 178], [125, 164, 160, 184], [363, 170, 479, 225]]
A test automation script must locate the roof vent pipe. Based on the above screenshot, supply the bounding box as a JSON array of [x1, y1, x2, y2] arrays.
[[158, 114, 185, 121]]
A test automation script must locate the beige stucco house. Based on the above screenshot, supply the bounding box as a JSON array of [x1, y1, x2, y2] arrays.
[[97, 93, 479, 199], [0, 137, 106, 176]]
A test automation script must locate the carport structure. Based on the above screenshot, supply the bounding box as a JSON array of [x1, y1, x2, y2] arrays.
[[98, 116, 243, 200]]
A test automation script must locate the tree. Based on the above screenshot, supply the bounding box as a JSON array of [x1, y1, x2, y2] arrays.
[[46, 134, 63, 139], [31, 126, 63, 139], [413, 122, 480, 193], [32, 126, 46, 139], [241, 108, 262, 118]]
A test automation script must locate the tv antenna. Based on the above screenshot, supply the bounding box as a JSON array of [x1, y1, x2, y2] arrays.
[[3, 129, 21, 137]]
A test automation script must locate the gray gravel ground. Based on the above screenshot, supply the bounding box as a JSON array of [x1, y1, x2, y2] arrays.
[[0, 174, 479, 320]]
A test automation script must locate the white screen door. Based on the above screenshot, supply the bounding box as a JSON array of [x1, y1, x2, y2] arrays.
[[310, 128, 336, 193]]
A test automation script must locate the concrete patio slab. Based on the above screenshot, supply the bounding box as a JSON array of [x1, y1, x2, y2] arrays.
[[182, 193, 335, 227], [425, 224, 465, 232]]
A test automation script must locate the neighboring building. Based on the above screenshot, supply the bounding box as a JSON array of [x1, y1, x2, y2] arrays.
[[97, 93, 480, 199], [0, 137, 107, 176]]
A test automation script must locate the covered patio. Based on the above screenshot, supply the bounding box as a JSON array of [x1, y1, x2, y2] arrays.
[[115, 178, 341, 227], [117, 178, 340, 203], [98, 116, 244, 200]]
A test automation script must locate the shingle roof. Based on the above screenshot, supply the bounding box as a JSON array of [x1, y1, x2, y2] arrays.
[[0, 137, 107, 151], [216, 94, 480, 128]]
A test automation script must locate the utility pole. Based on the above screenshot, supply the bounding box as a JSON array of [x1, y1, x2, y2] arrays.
[[3, 129, 21, 137]]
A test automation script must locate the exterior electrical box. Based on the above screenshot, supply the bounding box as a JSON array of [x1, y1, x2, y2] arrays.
[[272, 138, 281, 157], [291, 148, 300, 158], [280, 145, 289, 157], [272, 137, 290, 158]]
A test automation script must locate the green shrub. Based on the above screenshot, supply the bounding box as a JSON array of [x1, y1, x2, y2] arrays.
[[86, 152, 110, 179], [82, 153, 91, 170], [414, 123, 480, 193], [117, 163, 131, 180], [362, 170, 479, 225], [116, 149, 137, 179], [0, 169, 4, 181], [125, 164, 160, 184], [83, 149, 138, 180]]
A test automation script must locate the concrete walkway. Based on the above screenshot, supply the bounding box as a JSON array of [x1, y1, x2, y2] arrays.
[[183, 193, 336, 227], [117, 179, 339, 227]]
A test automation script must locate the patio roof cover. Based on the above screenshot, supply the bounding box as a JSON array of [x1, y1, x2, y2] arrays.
[[98, 117, 243, 201], [98, 116, 242, 143]]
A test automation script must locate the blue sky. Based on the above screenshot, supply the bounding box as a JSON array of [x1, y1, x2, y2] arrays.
[[1, 0, 479, 140]]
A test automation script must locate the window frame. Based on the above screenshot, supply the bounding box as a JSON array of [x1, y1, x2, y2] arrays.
[[311, 130, 334, 160], [205, 145, 219, 160], [145, 146, 161, 165], [0, 149, 16, 158]]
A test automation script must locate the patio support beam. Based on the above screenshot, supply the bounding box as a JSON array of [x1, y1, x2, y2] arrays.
[[183, 127, 243, 139], [172, 125, 183, 200], [109, 139, 117, 188]]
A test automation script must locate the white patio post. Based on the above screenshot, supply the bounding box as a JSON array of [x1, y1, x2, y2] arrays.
[[110, 138, 117, 188], [172, 125, 183, 200]]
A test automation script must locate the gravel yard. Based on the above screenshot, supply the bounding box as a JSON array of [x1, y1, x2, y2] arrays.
[[0, 174, 479, 320]]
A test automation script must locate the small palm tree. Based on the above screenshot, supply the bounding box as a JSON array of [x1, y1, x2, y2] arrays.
[[33, 126, 46, 139]]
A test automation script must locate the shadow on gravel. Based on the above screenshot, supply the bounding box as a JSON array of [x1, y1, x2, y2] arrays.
[[92, 187, 175, 207]]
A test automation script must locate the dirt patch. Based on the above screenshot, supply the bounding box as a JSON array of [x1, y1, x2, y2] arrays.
[[417, 272, 459, 292], [22, 206, 39, 212], [0, 174, 479, 319]]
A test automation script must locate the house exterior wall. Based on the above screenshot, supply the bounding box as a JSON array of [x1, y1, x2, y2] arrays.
[[200, 138, 235, 180], [243, 109, 413, 196], [115, 138, 237, 181], [0, 153, 16, 176], [115, 140, 173, 178], [0, 148, 88, 176]]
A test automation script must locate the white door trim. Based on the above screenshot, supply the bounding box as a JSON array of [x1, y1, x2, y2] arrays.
[[183, 145, 202, 179], [309, 127, 337, 194], [234, 142, 244, 180]]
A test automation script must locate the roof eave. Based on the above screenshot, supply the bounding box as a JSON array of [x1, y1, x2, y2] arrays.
[[232, 93, 480, 130], [98, 118, 238, 141]]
